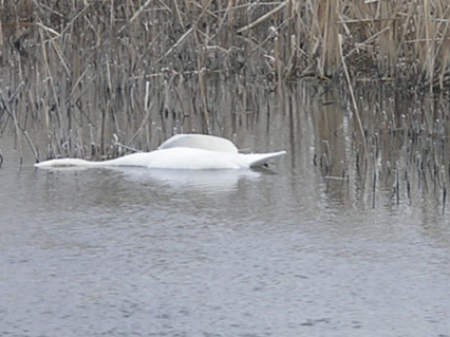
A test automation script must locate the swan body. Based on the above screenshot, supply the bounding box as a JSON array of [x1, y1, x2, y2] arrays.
[[158, 133, 239, 153], [34, 134, 286, 170]]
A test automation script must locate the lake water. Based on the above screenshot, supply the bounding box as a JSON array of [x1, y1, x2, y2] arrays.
[[1, 89, 450, 337]]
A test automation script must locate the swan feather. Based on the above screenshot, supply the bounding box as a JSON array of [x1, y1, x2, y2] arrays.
[[158, 134, 238, 153], [34, 134, 286, 170]]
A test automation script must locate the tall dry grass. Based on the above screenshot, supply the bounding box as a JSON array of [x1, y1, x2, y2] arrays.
[[0, 0, 449, 161]]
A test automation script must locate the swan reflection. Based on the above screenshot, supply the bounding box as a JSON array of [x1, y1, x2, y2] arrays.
[[113, 167, 261, 192]]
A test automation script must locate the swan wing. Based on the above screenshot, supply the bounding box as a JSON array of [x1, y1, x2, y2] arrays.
[[158, 134, 238, 153]]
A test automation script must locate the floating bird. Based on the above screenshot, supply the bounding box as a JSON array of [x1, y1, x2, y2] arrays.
[[34, 134, 286, 170]]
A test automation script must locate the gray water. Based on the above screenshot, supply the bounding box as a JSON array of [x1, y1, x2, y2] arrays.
[[1, 110, 450, 337]]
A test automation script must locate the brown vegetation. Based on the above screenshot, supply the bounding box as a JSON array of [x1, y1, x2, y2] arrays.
[[0, 0, 449, 163]]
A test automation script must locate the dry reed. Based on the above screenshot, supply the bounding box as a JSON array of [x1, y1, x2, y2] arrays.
[[0, 0, 449, 175]]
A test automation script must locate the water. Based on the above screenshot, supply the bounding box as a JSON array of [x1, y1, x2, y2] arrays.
[[1, 92, 450, 337]]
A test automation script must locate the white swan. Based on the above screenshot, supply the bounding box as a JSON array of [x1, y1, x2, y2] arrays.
[[34, 134, 286, 170]]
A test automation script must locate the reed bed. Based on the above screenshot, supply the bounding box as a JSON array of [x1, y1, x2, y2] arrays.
[[0, 1, 450, 208], [307, 82, 450, 211]]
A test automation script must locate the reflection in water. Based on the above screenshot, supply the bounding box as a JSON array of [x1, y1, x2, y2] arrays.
[[111, 167, 261, 192]]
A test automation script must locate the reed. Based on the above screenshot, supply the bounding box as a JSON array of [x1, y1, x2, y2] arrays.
[[0, 0, 450, 142], [308, 81, 450, 210]]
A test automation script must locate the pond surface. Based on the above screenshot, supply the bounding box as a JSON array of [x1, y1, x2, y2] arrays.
[[1, 91, 450, 337]]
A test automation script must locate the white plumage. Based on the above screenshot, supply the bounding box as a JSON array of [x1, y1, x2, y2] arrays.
[[34, 134, 286, 170]]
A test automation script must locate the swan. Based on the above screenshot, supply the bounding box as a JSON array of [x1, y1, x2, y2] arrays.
[[34, 134, 286, 170]]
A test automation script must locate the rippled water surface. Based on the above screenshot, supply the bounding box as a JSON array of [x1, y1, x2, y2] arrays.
[[1, 107, 450, 337]]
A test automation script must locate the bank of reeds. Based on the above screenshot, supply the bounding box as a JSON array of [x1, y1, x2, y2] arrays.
[[0, 0, 449, 162]]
